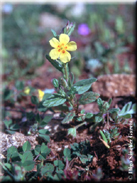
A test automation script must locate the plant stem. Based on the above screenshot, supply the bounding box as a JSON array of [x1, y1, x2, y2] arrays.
[[64, 63, 69, 82], [75, 121, 87, 129]]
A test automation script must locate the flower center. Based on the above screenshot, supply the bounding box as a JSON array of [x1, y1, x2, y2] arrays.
[[57, 43, 67, 53]]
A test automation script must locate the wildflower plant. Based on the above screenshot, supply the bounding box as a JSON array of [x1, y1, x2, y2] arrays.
[[43, 22, 100, 137]]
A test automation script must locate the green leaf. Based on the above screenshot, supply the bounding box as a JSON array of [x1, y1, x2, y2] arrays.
[[68, 127, 76, 137], [39, 134, 50, 142], [79, 91, 100, 104], [63, 148, 71, 161], [15, 80, 24, 90], [31, 96, 39, 105], [41, 163, 54, 176], [22, 141, 31, 152], [7, 146, 18, 161], [41, 114, 53, 123], [54, 160, 64, 170], [22, 160, 35, 171], [61, 111, 75, 124], [94, 115, 103, 123], [79, 154, 92, 164], [97, 98, 103, 110], [52, 78, 59, 88], [40, 143, 51, 159], [26, 112, 35, 120], [34, 145, 41, 156], [4, 119, 12, 129], [46, 55, 63, 72], [21, 151, 33, 163], [43, 94, 66, 108], [85, 113, 93, 119], [73, 77, 97, 94], [100, 130, 108, 143], [9, 124, 19, 131], [109, 108, 119, 114], [120, 102, 132, 114], [51, 29, 57, 37], [118, 113, 132, 119], [38, 129, 49, 134], [35, 113, 41, 123], [3, 89, 13, 101]]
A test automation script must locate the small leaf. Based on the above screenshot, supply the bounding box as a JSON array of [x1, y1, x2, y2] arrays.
[[61, 111, 75, 124], [31, 96, 39, 105], [21, 151, 33, 163], [9, 124, 19, 131], [85, 113, 93, 119], [41, 143, 51, 158], [100, 130, 108, 144], [7, 146, 18, 161], [22, 160, 35, 171], [52, 78, 59, 88], [79, 91, 100, 105], [73, 77, 97, 94], [42, 115, 53, 123], [38, 129, 49, 134], [109, 108, 119, 114], [41, 163, 54, 176], [22, 141, 31, 152], [63, 148, 71, 161], [68, 128, 76, 137], [15, 80, 24, 90], [39, 134, 50, 142], [54, 160, 64, 170], [46, 55, 63, 72], [4, 119, 12, 129], [51, 29, 57, 37], [43, 94, 66, 108]]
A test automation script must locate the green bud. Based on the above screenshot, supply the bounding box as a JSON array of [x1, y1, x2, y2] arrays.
[[52, 78, 59, 88], [60, 78, 68, 88]]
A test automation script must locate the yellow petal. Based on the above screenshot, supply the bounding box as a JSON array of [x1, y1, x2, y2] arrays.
[[49, 37, 60, 48], [49, 49, 60, 60], [38, 89, 44, 101], [66, 41, 77, 51], [59, 34, 70, 45], [24, 87, 30, 95], [60, 51, 71, 63]]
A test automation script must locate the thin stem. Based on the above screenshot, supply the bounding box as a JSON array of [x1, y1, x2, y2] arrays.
[[0, 162, 15, 180], [64, 63, 69, 82], [75, 121, 87, 129]]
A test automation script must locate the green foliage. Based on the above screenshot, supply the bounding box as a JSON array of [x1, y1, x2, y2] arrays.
[[63, 148, 71, 161], [73, 78, 97, 94], [4, 119, 19, 134], [61, 111, 75, 124], [70, 140, 93, 165], [79, 91, 100, 104], [43, 94, 66, 108], [46, 55, 63, 72]]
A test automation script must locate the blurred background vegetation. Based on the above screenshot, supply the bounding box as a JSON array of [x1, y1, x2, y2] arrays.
[[2, 3, 135, 84]]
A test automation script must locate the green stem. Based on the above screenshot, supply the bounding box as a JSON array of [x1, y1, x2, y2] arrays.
[[75, 121, 87, 129], [64, 63, 69, 82], [0, 162, 15, 180]]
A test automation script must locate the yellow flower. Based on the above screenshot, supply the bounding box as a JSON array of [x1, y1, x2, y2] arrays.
[[49, 34, 77, 63], [24, 87, 30, 95], [38, 89, 45, 101]]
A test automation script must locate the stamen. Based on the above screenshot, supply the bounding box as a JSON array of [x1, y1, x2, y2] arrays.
[[62, 50, 65, 54]]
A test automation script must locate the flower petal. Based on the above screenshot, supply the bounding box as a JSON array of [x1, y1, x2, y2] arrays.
[[49, 49, 60, 60], [59, 34, 70, 45], [60, 51, 71, 63], [66, 41, 77, 51], [49, 38, 60, 48]]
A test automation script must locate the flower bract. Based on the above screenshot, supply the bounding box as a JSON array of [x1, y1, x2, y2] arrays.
[[49, 34, 77, 63]]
